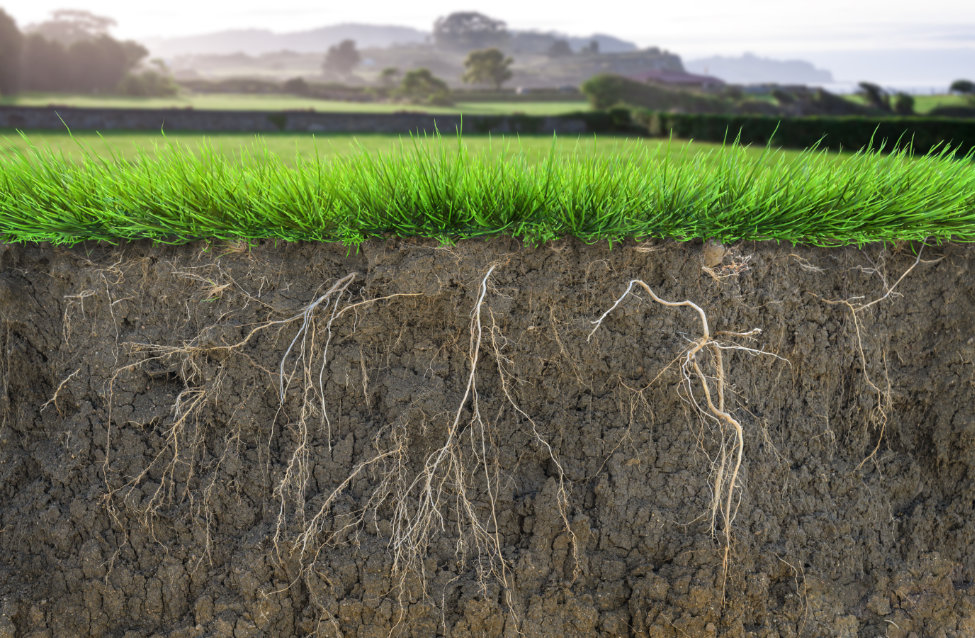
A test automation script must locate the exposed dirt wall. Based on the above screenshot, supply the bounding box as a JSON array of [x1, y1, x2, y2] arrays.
[[0, 239, 973, 637]]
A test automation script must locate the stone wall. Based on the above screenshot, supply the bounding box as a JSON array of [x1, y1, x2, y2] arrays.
[[0, 105, 599, 135]]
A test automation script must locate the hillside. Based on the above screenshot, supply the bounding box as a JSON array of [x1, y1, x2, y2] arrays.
[[145, 23, 639, 60], [144, 23, 429, 57], [685, 52, 834, 85]]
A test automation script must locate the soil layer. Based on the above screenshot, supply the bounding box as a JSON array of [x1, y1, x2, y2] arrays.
[[1, 239, 973, 637]]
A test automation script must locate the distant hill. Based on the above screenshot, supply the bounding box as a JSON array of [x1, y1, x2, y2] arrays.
[[685, 52, 834, 85], [144, 23, 429, 58], [145, 24, 639, 59], [794, 48, 975, 89], [506, 31, 637, 55]]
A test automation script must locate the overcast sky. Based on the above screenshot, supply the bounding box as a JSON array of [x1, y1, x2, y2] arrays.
[[3, 1, 974, 83]]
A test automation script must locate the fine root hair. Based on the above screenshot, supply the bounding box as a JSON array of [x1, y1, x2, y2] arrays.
[[813, 243, 936, 468]]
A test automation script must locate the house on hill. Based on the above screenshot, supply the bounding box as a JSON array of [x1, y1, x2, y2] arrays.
[[628, 69, 725, 90]]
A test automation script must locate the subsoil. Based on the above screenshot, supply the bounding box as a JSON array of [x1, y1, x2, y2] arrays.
[[0, 238, 973, 637]]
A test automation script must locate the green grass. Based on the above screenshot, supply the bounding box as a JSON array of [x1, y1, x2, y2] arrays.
[[0, 130, 810, 165], [843, 93, 972, 113], [0, 130, 972, 246], [0, 91, 591, 115]]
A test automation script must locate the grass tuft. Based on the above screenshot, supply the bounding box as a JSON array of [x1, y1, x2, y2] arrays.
[[1, 131, 974, 246]]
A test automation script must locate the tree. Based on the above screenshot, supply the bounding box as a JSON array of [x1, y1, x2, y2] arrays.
[[949, 79, 975, 104], [771, 88, 796, 105], [433, 12, 508, 51], [68, 35, 147, 92], [28, 9, 116, 45], [18, 9, 147, 94], [856, 81, 891, 112], [283, 77, 309, 95], [893, 92, 915, 115], [397, 68, 451, 105], [323, 39, 360, 78], [462, 48, 513, 90], [19, 30, 146, 93], [582, 40, 600, 55], [379, 67, 400, 88], [949, 79, 975, 94], [118, 69, 178, 97], [546, 39, 572, 58], [0, 9, 24, 96], [581, 74, 627, 109], [20, 33, 72, 91]]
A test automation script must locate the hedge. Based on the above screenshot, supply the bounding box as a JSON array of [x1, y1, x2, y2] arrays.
[[642, 112, 975, 156]]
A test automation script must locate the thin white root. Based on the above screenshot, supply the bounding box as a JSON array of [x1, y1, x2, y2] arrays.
[[817, 244, 931, 468], [280, 264, 525, 622], [490, 309, 579, 582], [590, 279, 779, 602], [385, 265, 514, 597]]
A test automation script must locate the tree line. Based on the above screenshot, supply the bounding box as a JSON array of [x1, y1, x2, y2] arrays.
[[318, 12, 519, 104], [0, 8, 175, 97]]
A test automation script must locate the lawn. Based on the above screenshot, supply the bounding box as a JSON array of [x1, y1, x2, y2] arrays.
[[0, 130, 817, 164], [0, 91, 592, 116], [1, 130, 971, 246]]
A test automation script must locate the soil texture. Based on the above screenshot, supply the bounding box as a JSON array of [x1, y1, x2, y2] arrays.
[[1, 238, 973, 637]]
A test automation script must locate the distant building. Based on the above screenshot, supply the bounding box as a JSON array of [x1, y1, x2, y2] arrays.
[[628, 69, 725, 90]]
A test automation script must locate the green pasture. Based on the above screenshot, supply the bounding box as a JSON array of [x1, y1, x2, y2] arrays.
[[0, 130, 819, 164], [0, 92, 591, 116], [843, 92, 971, 113], [1, 129, 971, 246]]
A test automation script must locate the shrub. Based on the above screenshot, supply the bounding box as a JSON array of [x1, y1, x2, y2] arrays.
[[771, 88, 795, 105], [282, 77, 309, 95], [929, 105, 975, 118], [581, 73, 730, 113], [117, 70, 178, 97], [397, 68, 452, 106], [649, 112, 975, 156], [721, 86, 744, 101], [856, 81, 892, 112], [949, 79, 975, 95], [893, 93, 915, 115]]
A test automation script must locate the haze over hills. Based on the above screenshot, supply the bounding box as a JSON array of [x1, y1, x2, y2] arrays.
[[143, 24, 429, 57], [685, 53, 834, 85], [144, 24, 639, 59], [794, 48, 975, 90], [147, 20, 849, 88]]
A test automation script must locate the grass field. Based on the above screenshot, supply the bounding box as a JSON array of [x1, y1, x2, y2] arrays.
[[4, 91, 972, 116], [843, 93, 972, 113], [0, 92, 592, 116], [1, 129, 971, 246], [0, 130, 821, 164]]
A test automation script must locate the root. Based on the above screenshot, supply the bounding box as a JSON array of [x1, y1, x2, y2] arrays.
[[40, 367, 81, 416], [281, 264, 576, 628], [814, 243, 933, 468], [98, 259, 571, 625], [589, 279, 781, 601], [489, 308, 578, 582], [101, 270, 418, 562], [702, 246, 753, 282], [270, 265, 524, 625], [383, 265, 513, 601]]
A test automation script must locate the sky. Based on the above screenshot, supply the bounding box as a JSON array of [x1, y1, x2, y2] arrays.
[[3, 0, 974, 86]]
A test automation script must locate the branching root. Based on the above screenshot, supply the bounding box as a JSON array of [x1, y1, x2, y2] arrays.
[[589, 279, 782, 600], [814, 244, 933, 468]]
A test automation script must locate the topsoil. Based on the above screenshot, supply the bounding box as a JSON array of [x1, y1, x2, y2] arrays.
[[0, 238, 973, 637]]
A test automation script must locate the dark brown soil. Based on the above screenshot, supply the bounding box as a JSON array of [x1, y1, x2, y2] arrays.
[[1, 238, 973, 637]]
